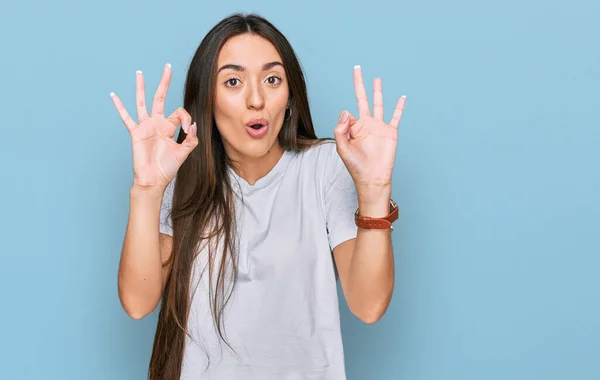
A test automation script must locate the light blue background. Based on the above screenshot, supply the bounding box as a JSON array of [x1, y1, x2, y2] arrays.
[[1, 0, 599, 379]]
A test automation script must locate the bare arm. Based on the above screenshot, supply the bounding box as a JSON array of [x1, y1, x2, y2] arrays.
[[117, 186, 173, 320], [331, 66, 405, 324], [110, 64, 197, 320], [333, 189, 394, 324]]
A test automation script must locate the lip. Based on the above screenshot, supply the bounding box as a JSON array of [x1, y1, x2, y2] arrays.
[[245, 117, 269, 138], [245, 118, 269, 128]]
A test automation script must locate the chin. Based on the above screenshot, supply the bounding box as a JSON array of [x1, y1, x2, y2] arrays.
[[228, 136, 280, 160], [246, 139, 279, 158]]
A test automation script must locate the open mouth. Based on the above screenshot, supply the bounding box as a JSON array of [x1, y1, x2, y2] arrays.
[[245, 118, 269, 138]]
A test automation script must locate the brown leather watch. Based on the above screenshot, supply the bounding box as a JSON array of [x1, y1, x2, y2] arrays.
[[354, 199, 399, 230]]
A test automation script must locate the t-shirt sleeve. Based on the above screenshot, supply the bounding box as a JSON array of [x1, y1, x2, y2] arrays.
[[159, 179, 175, 236], [324, 143, 359, 250]]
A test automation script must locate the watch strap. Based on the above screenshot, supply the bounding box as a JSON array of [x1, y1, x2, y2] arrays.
[[354, 199, 398, 229]]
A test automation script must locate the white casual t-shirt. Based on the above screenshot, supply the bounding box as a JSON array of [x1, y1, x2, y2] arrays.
[[159, 140, 359, 379]]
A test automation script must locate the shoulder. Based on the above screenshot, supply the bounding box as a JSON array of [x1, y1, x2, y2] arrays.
[[164, 177, 176, 199], [291, 140, 355, 202], [295, 140, 344, 180], [160, 177, 177, 211]]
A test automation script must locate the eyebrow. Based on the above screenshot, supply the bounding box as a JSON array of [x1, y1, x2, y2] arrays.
[[217, 61, 284, 73]]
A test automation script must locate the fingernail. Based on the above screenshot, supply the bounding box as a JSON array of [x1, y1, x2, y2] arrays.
[[354, 65, 361, 69], [341, 111, 349, 123], [191, 122, 197, 136], [109, 92, 115, 97], [136, 70, 142, 75], [165, 63, 171, 69]]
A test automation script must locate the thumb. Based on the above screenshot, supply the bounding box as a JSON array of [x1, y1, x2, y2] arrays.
[[179, 122, 199, 155], [333, 111, 350, 154]]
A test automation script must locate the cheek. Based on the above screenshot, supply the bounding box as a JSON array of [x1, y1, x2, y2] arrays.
[[214, 91, 245, 139], [270, 91, 290, 117], [214, 91, 241, 120], [213, 95, 241, 146]]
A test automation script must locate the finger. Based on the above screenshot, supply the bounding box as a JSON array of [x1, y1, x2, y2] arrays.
[[349, 121, 364, 139], [373, 78, 384, 121], [151, 63, 172, 117], [347, 111, 359, 126], [178, 122, 199, 156], [110, 92, 136, 132], [166, 107, 192, 137], [136, 70, 149, 122], [353, 65, 371, 118], [346, 112, 362, 139], [333, 111, 351, 154], [389, 95, 407, 129]]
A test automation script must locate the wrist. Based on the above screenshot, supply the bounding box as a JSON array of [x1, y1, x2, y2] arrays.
[[130, 184, 165, 201], [356, 183, 391, 199], [357, 199, 391, 218], [356, 185, 392, 218]]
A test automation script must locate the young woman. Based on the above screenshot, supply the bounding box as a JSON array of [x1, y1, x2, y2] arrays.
[[111, 12, 406, 380]]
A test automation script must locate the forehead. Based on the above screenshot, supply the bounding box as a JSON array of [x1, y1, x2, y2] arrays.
[[217, 34, 283, 69]]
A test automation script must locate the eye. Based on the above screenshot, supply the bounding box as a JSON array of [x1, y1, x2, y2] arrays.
[[265, 75, 282, 86], [224, 77, 241, 87]]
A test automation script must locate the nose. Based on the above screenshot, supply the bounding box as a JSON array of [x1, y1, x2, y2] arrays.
[[246, 82, 265, 111]]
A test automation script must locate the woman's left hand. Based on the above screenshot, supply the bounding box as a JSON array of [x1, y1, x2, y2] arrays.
[[333, 66, 406, 193]]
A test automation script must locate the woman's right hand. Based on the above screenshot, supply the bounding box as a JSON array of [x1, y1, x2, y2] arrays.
[[110, 63, 198, 191]]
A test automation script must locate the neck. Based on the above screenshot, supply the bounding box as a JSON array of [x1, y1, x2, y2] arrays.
[[228, 142, 285, 186]]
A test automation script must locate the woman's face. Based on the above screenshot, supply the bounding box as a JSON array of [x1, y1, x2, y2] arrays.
[[214, 33, 289, 161]]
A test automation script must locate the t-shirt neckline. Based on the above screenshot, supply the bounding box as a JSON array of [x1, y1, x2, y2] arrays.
[[228, 149, 293, 194]]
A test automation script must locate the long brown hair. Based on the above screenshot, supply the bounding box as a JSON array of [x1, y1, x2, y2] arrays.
[[148, 13, 330, 379]]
